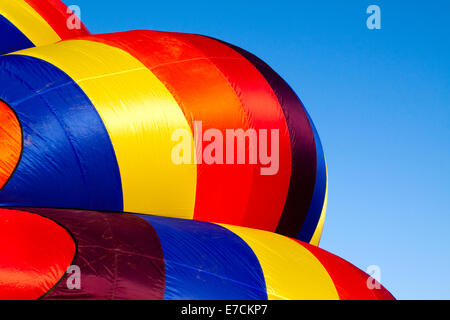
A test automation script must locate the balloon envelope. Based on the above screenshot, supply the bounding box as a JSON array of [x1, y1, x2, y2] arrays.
[[0, 0, 393, 300]]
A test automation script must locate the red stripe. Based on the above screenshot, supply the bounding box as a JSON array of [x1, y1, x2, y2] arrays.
[[0, 209, 75, 300], [24, 0, 90, 39], [298, 241, 395, 300], [172, 33, 291, 232]]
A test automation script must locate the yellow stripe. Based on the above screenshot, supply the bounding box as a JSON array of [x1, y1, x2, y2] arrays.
[[0, 0, 61, 46], [17, 40, 196, 219], [310, 160, 328, 246], [220, 224, 339, 300]]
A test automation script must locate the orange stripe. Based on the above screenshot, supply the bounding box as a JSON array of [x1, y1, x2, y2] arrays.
[[0, 101, 22, 191], [24, 0, 90, 39], [79, 31, 254, 226], [175, 34, 291, 232]]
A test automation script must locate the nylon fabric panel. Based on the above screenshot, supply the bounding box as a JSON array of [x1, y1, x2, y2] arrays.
[[221, 224, 339, 300], [0, 100, 22, 191], [17, 40, 196, 219], [0, 14, 34, 55], [14, 208, 166, 300], [0, 0, 61, 46], [0, 55, 123, 210], [139, 215, 268, 300], [77, 32, 250, 224], [0, 208, 75, 300]]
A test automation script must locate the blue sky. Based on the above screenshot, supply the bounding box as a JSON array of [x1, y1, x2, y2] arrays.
[[64, 0, 450, 299]]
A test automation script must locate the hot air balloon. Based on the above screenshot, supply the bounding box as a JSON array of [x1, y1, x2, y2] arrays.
[[0, 0, 394, 300]]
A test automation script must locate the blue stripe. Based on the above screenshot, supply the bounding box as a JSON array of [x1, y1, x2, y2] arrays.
[[138, 215, 268, 300], [0, 55, 123, 211], [0, 15, 35, 55], [297, 111, 327, 242]]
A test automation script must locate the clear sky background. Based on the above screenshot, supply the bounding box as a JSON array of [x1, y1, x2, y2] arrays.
[[63, 0, 450, 299]]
